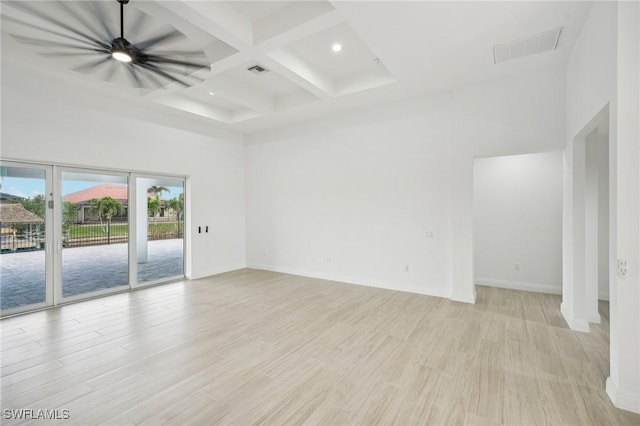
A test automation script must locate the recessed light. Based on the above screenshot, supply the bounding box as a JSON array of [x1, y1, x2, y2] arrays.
[[332, 43, 342, 53], [208, 92, 215, 96]]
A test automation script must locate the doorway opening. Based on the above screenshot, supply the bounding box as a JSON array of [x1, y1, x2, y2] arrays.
[[562, 104, 610, 331], [472, 152, 563, 295]]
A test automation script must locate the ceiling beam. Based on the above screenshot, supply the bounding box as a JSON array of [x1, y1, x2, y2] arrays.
[[151, 1, 254, 51], [262, 49, 334, 99], [206, 74, 275, 114]]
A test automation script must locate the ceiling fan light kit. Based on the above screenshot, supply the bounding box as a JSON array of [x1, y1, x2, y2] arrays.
[[111, 39, 132, 63]]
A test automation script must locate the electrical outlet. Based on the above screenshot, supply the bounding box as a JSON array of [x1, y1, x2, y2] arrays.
[[515, 263, 520, 271], [404, 264, 410, 272], [618, 259, 628, 278]]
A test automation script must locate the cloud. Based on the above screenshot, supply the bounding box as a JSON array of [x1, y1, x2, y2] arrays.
[[4, 186, 29, 198]]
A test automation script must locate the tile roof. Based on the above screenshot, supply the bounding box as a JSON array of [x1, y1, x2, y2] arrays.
[[63, 184, 129, 204], [0, 203, 45, 224]]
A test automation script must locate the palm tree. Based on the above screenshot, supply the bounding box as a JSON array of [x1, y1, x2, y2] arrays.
[[167, 193, 184, 237], [89, 197, 124, 244], [147, 186, 170, 222], [147, 186, 169, 201]]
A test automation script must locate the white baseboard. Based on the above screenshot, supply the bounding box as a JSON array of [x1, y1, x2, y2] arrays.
[[607, 377, 640, 414], [560, 302, 590, 333], [450, 290, 476, 304], [190, 264, 247, 280], [475, 277, 562, 295], [587, 311, 602, 324], [246, 263, 451, 300]]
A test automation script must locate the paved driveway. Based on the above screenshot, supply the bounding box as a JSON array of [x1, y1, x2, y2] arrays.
[[1, 239, 183, 310]]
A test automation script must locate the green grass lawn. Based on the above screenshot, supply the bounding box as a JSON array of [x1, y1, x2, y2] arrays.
[[67, 222, 183, 238]]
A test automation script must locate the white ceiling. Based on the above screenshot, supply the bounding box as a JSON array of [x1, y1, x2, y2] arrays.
[[1, 1, 592, 136]]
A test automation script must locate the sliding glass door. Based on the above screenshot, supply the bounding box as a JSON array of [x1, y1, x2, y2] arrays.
[[135, 177, 185, 285], [0, 163, 53, 314], [1, 161, 186, 316], [59, 169, 130, 301]]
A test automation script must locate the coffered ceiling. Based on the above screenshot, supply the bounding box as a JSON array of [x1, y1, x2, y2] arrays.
[[1, 1, 592, 135]]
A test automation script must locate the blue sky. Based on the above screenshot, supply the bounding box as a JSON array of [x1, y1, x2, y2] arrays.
[[1, 177, 183, 200]]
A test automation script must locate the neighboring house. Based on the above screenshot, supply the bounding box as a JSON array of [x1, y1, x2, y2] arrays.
[[0, 203, 45, 252], [0, 192, 25, 202], [63, 184, 128, 223], [62, 184, 174, 223]]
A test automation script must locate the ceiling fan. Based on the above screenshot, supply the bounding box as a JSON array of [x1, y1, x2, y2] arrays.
[[4, 0, 210, 89]]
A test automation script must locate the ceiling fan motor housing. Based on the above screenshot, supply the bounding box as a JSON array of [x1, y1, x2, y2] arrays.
[[111, 37, 134, 62]]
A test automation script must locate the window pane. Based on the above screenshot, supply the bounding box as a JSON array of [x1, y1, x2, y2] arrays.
[[61, 171, 129, 298], [137, 178, 184, 284], [0, 166, 47, 311]]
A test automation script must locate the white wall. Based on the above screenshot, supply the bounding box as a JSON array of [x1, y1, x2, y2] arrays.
[[246, 96, 454, 298], [563, 0, 617, 332], [246, 67, 566, 302], [611, 0, 640, 413], [447, 69, 566, 302], [565, 2, 617, 140], [565, 0, 640, 413], [474, 152, 563, 294], [597, 131, 610, 301], [1, 61, 247, 280]]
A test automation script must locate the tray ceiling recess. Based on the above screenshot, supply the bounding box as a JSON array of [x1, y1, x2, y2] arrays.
[[4, 2, 586, 132], [138, 0, 397, 124]]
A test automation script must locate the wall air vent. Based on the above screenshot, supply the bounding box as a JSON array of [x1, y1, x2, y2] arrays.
[[493, 27, 563, 64], [247, 64, 269, 74]]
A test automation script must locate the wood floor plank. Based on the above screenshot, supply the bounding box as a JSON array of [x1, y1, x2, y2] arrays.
[[1, 271, 638, 425]]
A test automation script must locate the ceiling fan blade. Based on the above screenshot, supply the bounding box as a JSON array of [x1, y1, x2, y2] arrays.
[[10, 35, 106, 52], [5, 1, 106, 46], [124, 64, 145, 88], [3, 15, 106, 49], [144, 55, 209, 71], [137, 65, 167, 89], [129, 8, 151, 38], [135, 30, 184, 51], [143, 49, 207, 57], [41, 50, 110, 58], [86, 1, 114, 40], [73, 56, 112, 74], [103, 60, 119, 83], [137, 63, 191, 87], [55, 1, 106, 42]]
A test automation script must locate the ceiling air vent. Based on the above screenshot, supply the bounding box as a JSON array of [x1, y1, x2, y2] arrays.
[[247, 64, 269, 74], [493, 27, 563, 64]]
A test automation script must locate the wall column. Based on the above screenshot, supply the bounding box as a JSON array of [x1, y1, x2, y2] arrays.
[[585, 130, 601, 323], [136, 179, 148, 264], [607, 0, 640, 413], [562, 138, 590, 332]]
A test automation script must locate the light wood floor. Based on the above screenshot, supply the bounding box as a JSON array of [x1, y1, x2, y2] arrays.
[[1, 269, 639, 425]]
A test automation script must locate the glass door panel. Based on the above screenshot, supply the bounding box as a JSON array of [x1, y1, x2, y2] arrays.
[[60, 170, 129, 299], [136, 177, 185, 285], [0, 163, 51, 314]]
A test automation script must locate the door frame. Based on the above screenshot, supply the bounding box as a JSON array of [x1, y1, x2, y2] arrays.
[[1, 159, 188, 317]]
